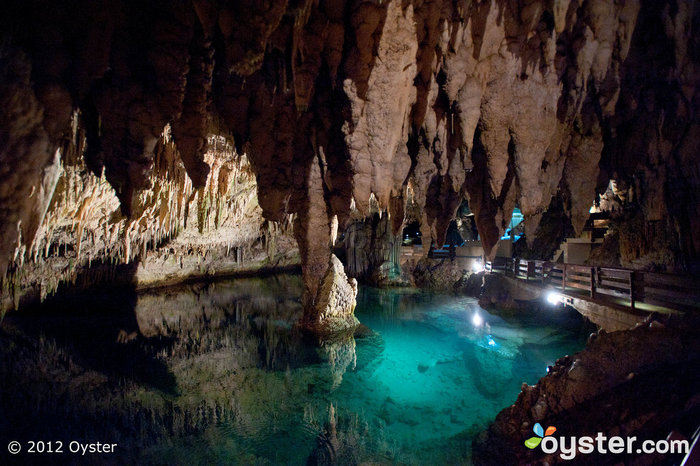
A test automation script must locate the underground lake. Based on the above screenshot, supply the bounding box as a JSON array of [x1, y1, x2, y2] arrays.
[[0, 274, 594, 464]]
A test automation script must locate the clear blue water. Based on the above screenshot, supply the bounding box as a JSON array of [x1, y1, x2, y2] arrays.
[[0, 274, 592, 465]]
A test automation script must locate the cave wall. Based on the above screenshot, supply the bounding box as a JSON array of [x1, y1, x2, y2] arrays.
[[1, 0, 699, 316], [342, 213, 402, 284], [1, 123, 297, 310]]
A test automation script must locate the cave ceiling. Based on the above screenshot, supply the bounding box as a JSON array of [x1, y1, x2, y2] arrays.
[[1, 0, 699, 296]]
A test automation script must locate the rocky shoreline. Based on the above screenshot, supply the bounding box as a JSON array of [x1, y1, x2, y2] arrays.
[[472, 314, 700, 465]]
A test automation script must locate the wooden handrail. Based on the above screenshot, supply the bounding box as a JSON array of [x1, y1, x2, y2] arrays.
[[483, 258, 700, 312]]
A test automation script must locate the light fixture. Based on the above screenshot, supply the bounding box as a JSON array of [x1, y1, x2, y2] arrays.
[[471, 261, 484, 273], [546, 291, 562, 305], [472, 312, 484, 327]]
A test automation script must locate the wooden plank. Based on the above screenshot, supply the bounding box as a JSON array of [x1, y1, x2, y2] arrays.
[[598, 278, 632, 290], [598, 273, 631, 283], [597, 273, 630, 283], [566, 281, 592, 291], [566, 272, 591, 283], [567, 274, 592, 283], [567, 264, 592, 273], [598, 268, 632, 279], [568, 281, 593, 290], [596, 287, 631, 299]]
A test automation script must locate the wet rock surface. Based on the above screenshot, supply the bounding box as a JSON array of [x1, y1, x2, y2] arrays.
[[306, 254, 360, 336], [412, 257, 469, 291], [478, 273, 545, 313], [472, 314, 700, 465]]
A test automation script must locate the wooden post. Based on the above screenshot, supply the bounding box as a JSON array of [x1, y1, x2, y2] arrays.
[[590, 267, 596, 298], [629, 270, 635, 309], [562, 264, 567, 291], [542, 262, 548, 286]]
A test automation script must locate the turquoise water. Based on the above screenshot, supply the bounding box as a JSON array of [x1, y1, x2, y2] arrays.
[[0, 275, 592, 465]]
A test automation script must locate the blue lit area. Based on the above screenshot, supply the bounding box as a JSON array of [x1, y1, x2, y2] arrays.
[[0, 276, 592, 465], [501, 207, 524, 241]]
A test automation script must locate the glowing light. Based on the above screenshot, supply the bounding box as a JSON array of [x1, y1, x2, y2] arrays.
[[487, 335, 496, 346], [472, 312, 484, 327], [546, 291, 562, 305], [471, 261, 484, 273]]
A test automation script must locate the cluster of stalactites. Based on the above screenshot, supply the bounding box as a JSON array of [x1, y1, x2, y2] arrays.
[[1, 121, 264, 309]]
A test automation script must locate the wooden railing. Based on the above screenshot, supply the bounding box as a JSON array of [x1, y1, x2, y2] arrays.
[[485, 258, 700, 312]]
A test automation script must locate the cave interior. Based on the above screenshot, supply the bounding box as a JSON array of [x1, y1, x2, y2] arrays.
[[0, 0, 699, 464]]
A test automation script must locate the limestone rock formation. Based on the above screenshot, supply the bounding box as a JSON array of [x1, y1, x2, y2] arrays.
[[1, 126, 297, 310], [478, 273, 545, 312], [472, 314, 700, 464], [341, 213, 403, 285], [1, 0, 699, 320], [412, 257, 468, 290], [307, 254, 359, 336]]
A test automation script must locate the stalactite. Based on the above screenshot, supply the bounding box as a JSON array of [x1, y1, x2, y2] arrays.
[[1, 125, 295, 310]]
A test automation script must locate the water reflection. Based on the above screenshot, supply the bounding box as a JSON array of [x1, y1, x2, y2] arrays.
[[0, 274, 593, 465]]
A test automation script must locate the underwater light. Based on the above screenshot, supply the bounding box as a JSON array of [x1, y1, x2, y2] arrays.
[[546, 291, 562, 305], [472, 312, 484, 327], [487, 335, 496, 346]]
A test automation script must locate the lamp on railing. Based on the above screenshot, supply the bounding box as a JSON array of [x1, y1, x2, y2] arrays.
[[546, 291, 562, 306]]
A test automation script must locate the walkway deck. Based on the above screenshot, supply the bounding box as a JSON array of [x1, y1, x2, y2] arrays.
[[485, 257, 700, 317]]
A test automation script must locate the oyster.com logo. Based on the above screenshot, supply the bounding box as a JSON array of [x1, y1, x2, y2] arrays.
[[524, 423, 556, 449], [522, 422, 689, 460]]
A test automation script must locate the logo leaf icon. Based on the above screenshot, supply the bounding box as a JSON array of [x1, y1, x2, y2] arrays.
[[524, 437, 542, 449], [533, 423, 544, 437], [545, 426, 557, 436]]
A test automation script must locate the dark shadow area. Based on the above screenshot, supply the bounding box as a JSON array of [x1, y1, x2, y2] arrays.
[[5, 259, 177, 394]]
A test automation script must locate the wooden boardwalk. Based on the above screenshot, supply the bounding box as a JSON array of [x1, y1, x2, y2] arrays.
[[485, 257, 700, 315]]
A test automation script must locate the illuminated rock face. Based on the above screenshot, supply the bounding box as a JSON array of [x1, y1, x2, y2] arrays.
[[307, 254, 360, 336], [472, 315, 700, 465], [1, 0, 699, 321]]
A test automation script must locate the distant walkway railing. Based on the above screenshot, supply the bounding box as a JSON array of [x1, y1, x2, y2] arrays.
[[485, 257, 700, 313]]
